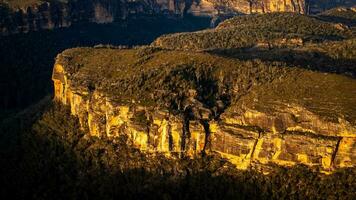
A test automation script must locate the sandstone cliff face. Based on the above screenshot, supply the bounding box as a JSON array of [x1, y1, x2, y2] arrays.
[[52, 47, 356, 173], [196, 0, 307, 15]]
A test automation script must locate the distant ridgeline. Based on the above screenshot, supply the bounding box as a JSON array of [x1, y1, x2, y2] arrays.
[[52, 10, 356, 173], [0, 0, 355, 35]]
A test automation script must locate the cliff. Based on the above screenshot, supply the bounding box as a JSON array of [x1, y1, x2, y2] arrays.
[[1, 0, 354, 35], [51, 41, 356, 173]]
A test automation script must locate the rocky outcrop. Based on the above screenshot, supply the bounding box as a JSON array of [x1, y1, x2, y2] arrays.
[[52, 47, 356, 173]]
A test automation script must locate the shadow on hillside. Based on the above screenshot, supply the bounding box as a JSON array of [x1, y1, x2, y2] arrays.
[[208, 48, 356, 78], [0, 16, 211, 117], [1, 103, 355, 200], [316, 15, 356, 26]]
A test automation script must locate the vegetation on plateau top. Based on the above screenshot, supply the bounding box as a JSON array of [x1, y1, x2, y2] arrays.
[[55, 9, 356, 125], [153, 12, 355, 50]]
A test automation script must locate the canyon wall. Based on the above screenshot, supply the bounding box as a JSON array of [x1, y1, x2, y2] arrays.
[[0, 0, 188, 35], [51, 48, 356, 173], [1, 0, 354, 35]]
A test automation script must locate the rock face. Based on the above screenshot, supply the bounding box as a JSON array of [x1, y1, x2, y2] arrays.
[[200, 0, 307, 14], [0, 0, 187, 35], [51, 46, 356, 173], [1, 0, 354, 35]]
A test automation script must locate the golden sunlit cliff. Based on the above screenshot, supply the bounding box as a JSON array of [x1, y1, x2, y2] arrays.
[[52, 48, 355, 173]]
